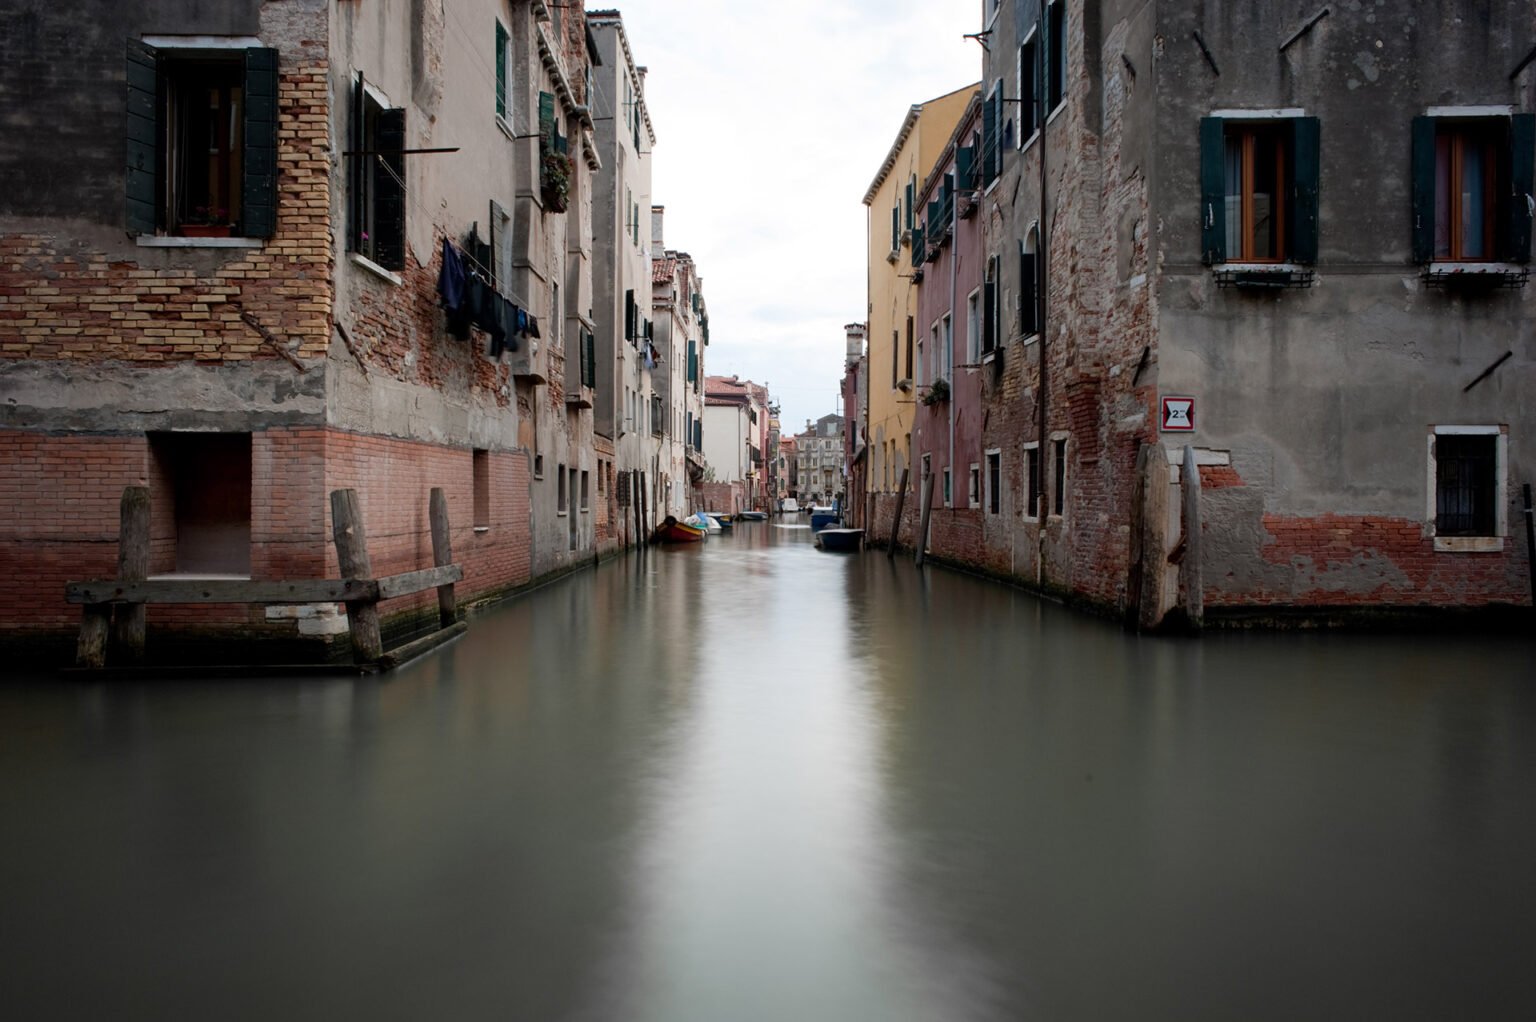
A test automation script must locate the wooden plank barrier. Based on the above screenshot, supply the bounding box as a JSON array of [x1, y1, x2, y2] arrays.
[[68, 486, 465, 671]]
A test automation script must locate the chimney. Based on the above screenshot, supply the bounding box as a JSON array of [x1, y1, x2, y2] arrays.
[[651, 205, 664, 248], [844, 322, 866, 370]]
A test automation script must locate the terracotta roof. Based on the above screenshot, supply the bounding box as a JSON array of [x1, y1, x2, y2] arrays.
[[653, 256, 676, 284]]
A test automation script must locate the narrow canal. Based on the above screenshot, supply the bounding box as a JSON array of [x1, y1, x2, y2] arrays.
[[3, 522, 1534, 1020]]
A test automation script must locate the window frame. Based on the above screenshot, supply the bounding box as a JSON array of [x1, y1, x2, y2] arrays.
[[1051, 435, 1068, 519], [1017, 26, 1040, 151], [1427, 425, 1506, 552], [986, 449, 1002, 515], [968, 463, 981, 509], [1023, 442, 1042, 522]]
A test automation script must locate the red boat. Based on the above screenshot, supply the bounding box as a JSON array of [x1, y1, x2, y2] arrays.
[[653, 515, 707, 544]]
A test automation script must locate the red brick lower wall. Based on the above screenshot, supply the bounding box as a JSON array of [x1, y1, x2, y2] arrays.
[[0, 428, 533, 649]]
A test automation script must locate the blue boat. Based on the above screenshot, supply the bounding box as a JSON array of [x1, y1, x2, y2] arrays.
[[815, 528, 864, 552], [809, 506, 840, 531]]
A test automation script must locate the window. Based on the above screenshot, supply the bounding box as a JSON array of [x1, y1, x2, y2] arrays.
[[1430, 427, 1506, 551], [940, 314, 953, 382], [984, 255, 999, 354], [891, 329, 899, 388], [1017, 30, 1039, 147], [148, 432, 252, 575], [1020, 228, 1040, 337], [580, 470, 590, 512], [557, 464, 568, 514], [904, 316, 915, 382], [1199, 115, 1319, 266], [1024, 443, 1041, 520], [1046, 0, 1066, 113], [534, 453, 544, 479], [473, 448, 490, 528], [125, 41, 278, 239], [495, 21, 509, 119], [943, 467, 952, 508], [919, 326, 930, 387], [1052, 437, 1067, 517], [598, 459, 606, 494], [966, 289, 981, 364], [1412, 114, 1534, 264], [552, 281, 561, 349], [348, 76, 407, 269], [891, 204, 900, 254], [968, 464, 980, 508], [987, 451, 1001, 514]]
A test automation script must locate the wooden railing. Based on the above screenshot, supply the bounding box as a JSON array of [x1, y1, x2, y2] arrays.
[[66, 486, 464, 672]]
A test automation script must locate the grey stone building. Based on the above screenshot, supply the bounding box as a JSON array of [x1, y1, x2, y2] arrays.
[[962, 0, 1533, 626]]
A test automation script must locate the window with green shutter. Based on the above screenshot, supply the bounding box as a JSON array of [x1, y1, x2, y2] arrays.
[[495, 22, 509, 118], [1413, 114, 1533, 264], [124, 41, 280, 239], [1199, 115, 1319, 267]]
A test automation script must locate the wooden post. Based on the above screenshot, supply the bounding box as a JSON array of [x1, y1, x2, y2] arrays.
[[1125, 444, 1149, 628], [1180, 445, 1204, 630], [110, 485, 150, 664], [1523, 483, 1535, 612], [429, 487, 456, 628], [888, 468, 910, 558], [76, 606, 110, 669], [914, 472, 935, 567], [330, 488, 383, 663]]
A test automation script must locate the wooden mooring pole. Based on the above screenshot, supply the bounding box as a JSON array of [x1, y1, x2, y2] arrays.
[[1524, 483, 1535, 612], [429, 487, 457, 629], [914, 472, 934, 568], [110, 485, 151, 664], [330, 488, 383, 663], [888, 468, 910, 559]]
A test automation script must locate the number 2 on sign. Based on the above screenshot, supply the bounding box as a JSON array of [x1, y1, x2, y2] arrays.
[[1161, 397, 1194, 432]]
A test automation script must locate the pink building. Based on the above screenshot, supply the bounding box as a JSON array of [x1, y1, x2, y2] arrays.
[[911, 95, 990, 550]]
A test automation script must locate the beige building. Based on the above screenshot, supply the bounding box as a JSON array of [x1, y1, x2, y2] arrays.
[[861, 85, 976, 534]]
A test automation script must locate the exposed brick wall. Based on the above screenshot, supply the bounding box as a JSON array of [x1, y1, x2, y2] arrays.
[[0, 64, 333, 365], [0, 427, 534, 647]]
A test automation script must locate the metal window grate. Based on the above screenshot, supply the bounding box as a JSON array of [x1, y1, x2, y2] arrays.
[[1435, 434, 1496, 536]]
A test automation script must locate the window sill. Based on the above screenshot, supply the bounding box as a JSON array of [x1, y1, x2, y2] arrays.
[[473, 526, 491, 534], [1019, 128, 1041, 154], [1212, 263, 1315, 289], [495, 114, 515, 141], [350, 252, 403, 285], [1422, 263, 1529, 290], [1434, 536, 1503, 553], [136, 236, 263, 249]]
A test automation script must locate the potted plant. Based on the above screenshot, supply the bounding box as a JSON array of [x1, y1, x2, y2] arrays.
[[920, 377, 950, 406], [180, 205, 233, 238], [541, 150, 572, 213]]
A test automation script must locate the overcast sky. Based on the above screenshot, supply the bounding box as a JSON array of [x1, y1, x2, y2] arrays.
[[607, 1, 981, 435]]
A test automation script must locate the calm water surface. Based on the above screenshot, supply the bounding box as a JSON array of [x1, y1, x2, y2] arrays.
[[3, 522, 1534, 1020]]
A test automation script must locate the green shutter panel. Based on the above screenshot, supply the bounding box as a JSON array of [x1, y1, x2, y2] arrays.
[[624, 289, 635, 340], [375, 107, 407, 270], [892, 205, 899, 249], [687, 339, 697, 382], [1199, 116, 1225, 265], [983, 275, 996, 352], [241, 47, 279, 239], [1502, 113, 1534, 264], [911, 226, 924, 267], [1289, 116, 1319, 264], [539, 91, 555, 140], [927, 199, 940, 229], [982, 93, 997, 183], [905, 181, 914, 230], [125, 39, 159, 236], [956, 146, 975, 191], [495, 23, 508, 117], [1410, 116, 1437, 264], [1019, 252, 1037, 335]]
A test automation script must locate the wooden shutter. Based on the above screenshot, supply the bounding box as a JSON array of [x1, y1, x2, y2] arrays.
[[495, 23, 508, 117], [1502, 113, 1534, 264], [911, 226, 924, 267], [983, 275, 995, 352], [1199, 116, 1225, 265], [1019, 250, 1037, 335], [375, 107, 407, 270], [904, 181, 914, 230], [624, 289, 635, 340], [982, 93, 997, 183], [241, 47, 279, 239], [125, 39, 159, 236], [539, 91, 555, 140], [1410, 116, 1436, 264], [956, 146, 975, 191], [687, 339, 697, 382], [1288, 116, 1319, 264]]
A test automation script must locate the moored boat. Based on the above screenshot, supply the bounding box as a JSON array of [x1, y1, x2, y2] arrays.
[[736, 511, 768, 521], [815, 528, 864, 552], [654, 515, 707, 544], [809, 506, 840, 531]]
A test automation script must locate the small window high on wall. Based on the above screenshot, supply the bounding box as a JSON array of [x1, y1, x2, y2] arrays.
[[148, 433, 252, 576]]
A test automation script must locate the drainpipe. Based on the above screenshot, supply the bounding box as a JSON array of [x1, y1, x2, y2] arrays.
[[948, 157, 959, 511], [1035, 0, 1050, 580]]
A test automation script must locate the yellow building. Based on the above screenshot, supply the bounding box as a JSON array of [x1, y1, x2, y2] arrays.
[[862, 84, 977, 544]]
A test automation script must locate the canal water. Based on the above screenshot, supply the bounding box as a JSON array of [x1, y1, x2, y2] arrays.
[[3, 522, 1533, 1020]]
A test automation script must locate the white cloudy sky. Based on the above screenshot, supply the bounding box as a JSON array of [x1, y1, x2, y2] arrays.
[[607, 1, 981, 434]]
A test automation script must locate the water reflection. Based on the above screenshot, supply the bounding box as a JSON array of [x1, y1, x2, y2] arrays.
[[1, 526, 1533, 1020]]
